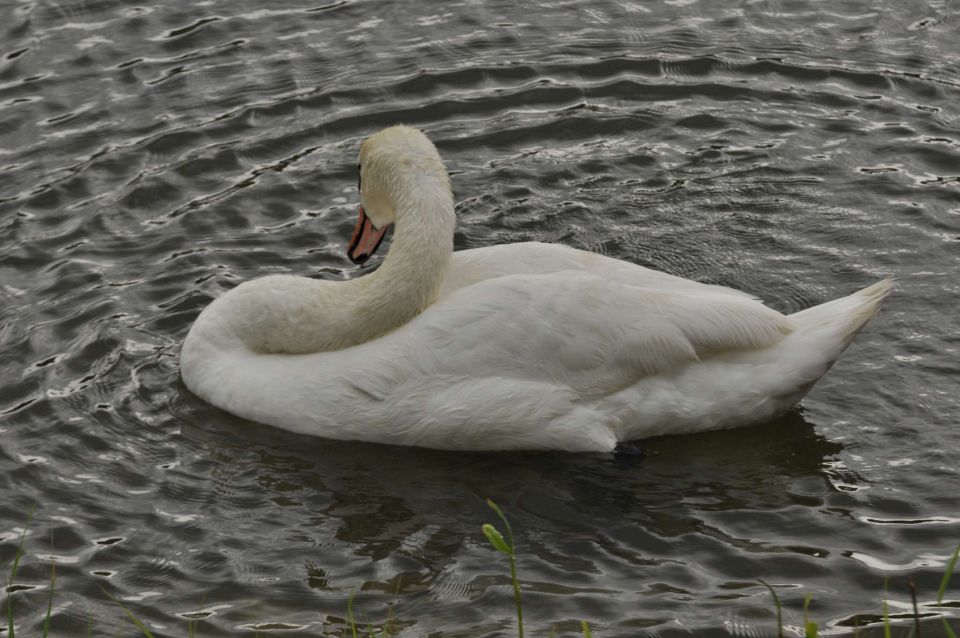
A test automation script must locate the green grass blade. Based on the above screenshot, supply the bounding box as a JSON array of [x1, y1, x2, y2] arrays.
[[42, 561, 56, 638], [581, 620, 593, 637], [803, 593, 819, 638], [99, 586, 156, 638], [759, 580, 784, 638], [486, 499, 515, 550], [6, 547, 25, 638], [119, 603, 156, 638], [938, 543, 960, 638], [347, 589, 359, 638], [485, 499, 507, 522], [938, 544, 960, 604], [508, 552, 524, 638], [907, 577, 921, 638], [5, 510, 35, 638], [482, 524, 511, 555], [485, 500, 523, 638]]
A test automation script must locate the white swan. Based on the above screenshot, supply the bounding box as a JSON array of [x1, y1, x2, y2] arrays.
[[181, 125, 892, 453]]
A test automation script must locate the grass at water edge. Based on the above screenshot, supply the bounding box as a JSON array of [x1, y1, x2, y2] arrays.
[[2, 506, 958, 637]]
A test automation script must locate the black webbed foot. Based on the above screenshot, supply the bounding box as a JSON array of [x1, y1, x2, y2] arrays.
[[613, 441, 643, 459]]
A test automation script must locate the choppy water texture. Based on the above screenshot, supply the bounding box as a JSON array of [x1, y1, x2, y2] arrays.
[[1, 0, 959, 635]]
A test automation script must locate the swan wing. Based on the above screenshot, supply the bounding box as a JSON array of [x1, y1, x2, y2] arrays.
[[442, 242, 757, 300], [411, 270, 792, 396]]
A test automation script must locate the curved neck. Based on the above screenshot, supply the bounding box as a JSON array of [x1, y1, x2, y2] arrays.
[[355, 173, 455, 331], [201, 154, 456, 355]]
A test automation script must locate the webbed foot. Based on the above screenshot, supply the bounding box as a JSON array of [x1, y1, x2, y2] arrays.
[[613, 441, 643, 459]]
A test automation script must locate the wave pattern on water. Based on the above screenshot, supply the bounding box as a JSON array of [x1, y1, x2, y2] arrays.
[[1, 0, 959, 635]]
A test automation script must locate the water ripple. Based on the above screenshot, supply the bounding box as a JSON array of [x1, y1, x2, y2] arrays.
[[1, 0, 959, 635]]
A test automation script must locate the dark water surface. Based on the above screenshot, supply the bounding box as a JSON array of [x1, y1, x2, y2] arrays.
[[2, 0, 959, 635]]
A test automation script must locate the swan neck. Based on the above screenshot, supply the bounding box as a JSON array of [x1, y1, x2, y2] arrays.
[[363, 175, 454, 318]]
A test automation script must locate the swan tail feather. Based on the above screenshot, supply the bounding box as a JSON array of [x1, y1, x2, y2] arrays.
[[789, 278, 894, 352]]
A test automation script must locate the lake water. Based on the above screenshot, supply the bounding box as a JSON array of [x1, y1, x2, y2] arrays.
[[1, 0, 959, 635]]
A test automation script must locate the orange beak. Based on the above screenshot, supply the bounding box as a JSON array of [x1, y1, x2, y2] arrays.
[[348, 206, 389, 265]]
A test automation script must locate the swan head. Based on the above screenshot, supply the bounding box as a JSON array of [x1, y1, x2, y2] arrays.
[[349, 125, 451, 264]]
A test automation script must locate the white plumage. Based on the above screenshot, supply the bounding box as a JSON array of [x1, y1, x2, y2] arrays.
[[180, 126, 892, 452]]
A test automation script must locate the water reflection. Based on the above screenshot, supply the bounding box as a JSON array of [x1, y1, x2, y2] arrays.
[[4, 0, 960, 632], [174, 389, 857, 634], [177, 391, 848, 525]]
